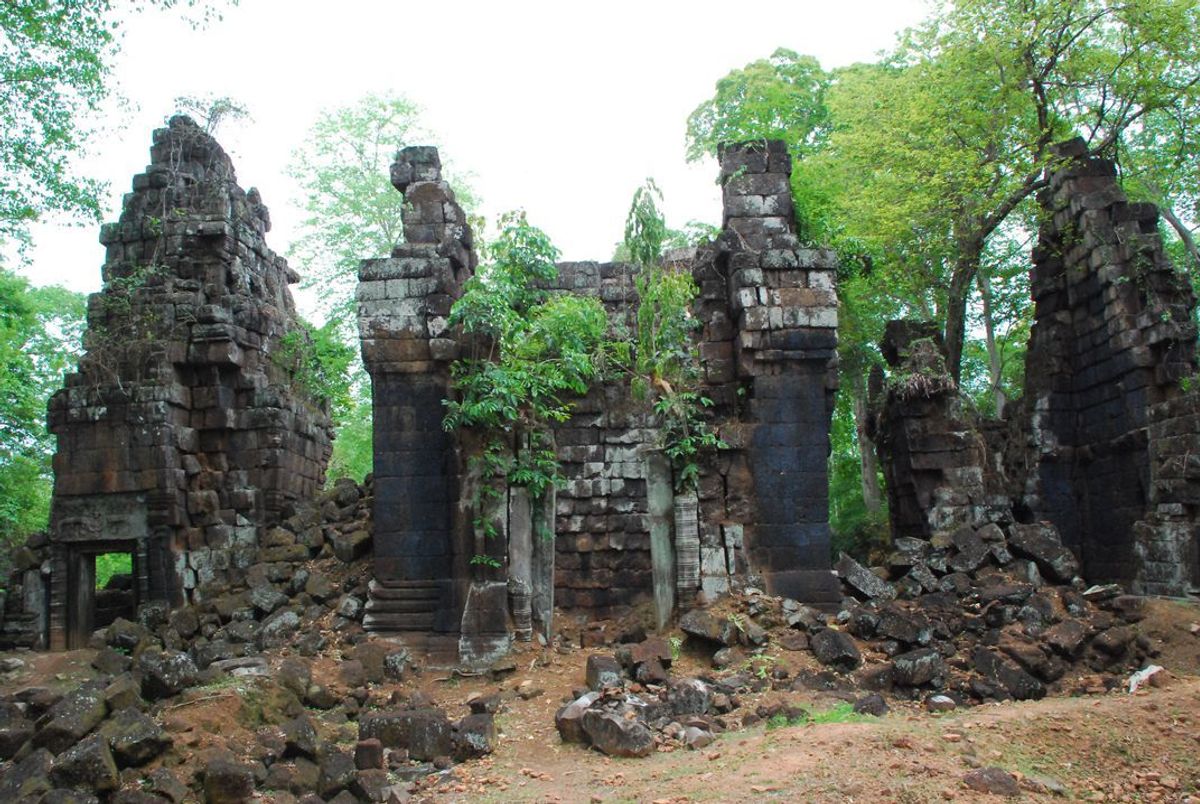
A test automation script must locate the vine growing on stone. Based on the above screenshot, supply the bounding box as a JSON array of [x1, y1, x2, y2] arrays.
[[622, 179, 724, 492], [444, 212, 609, 563]]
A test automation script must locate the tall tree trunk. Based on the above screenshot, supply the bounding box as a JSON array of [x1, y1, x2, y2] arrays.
[[976, 272, 1007, 417], [852, 389, 882, 514], [1160, 202, 1200, 274], [944, 253, 978, 383]]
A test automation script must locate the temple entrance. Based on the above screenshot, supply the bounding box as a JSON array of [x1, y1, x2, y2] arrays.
[[66, 542, 139, 649]]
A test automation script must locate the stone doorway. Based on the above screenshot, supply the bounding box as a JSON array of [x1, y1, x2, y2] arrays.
[[65, 542, 140, 649]]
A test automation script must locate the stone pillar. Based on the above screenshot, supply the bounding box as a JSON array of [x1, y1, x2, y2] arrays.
[[358, 147, 481, 651], [870, 321, 1003, 539], [698, 140, 842, 604]]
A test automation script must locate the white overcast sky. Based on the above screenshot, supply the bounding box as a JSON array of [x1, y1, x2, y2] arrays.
[[19, 0, 929, 321]]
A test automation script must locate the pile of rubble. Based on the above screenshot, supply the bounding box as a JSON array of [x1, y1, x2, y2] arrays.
[[0, 475, 507, 802], [555, 520, 1160, 758]]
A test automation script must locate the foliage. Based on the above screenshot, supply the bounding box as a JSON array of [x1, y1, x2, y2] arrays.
[[686, 48, 831, 162], [0, 0, 234, 250], [95, 552, 132, 589], [274, 319, 355, 416], [287, 92, 477, 319], [287, 93, 478, 485], [0, 267, 85, 543], [825, 0, 1200, 377], [172, 93, 250, 135], [828, 389, 889, 562], [621, 180, 724, 491], [445, 212, 608, 507], [324, 378, 373, 483]]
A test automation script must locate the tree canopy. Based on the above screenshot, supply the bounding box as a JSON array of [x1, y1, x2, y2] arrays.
[[0, 0, 233, 250], [0, 267, 84, 541]]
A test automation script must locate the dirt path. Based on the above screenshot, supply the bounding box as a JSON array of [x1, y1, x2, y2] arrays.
[[420, 676, 1200, 803]]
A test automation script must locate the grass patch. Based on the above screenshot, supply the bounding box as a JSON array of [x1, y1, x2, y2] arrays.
[[808, 702, 871, 725]]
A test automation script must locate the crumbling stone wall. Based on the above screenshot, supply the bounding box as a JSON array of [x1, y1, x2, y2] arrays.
[[42, 116, 332, 649], [689, 140, 842, 606], [1020, 138, 1198, 588], [359, 139, 843, 663], [356, 146, 475, 649], [871, 138, 1200, 595], [546, 262, 660, 617], [869, 322, 1010, 540]]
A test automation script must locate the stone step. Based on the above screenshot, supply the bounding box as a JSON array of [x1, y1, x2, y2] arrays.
[[364, 598, 439, 615], [362, 612, 437, 631], [367, 580, 441, 601]]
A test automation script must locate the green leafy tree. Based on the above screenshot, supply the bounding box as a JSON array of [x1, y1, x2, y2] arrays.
[[827, 0, 1200, 379], [287, 93, 479, 483], [0, 0, 234, 250], [288, 92, 478, 317], [285, 95, 441, 481], [0, 267, 85, 544], [620, 180, 724, 491], [686, 48, 831, 163]]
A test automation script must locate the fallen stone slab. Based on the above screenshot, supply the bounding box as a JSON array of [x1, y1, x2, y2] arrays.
[[836, 553, 896, 601], [581, 709, 654, 758], [1007, 523, 1079, 582]]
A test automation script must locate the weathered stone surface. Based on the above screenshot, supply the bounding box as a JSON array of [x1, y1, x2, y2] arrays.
[[250, 584, 289, 616], [34, 686, 108, 754], [453, 713, 496, 760], [1007, 524, 1080, 583], [585, 655, 624, 690], [359, 709, 453, 762], [0, 712, 33, 760], [962, 767, 1021, 797], [810, 629, 862, 672], [203, 756, 256, 804], [137, 650, 199, 701], [355, 738, 383, 770], [852, 693, 889, 716], [891, 648, 945, 687], [318, 750, 356, 799], [258, 610, 301, 649], [555, 692, 600, 744], [332, 530, 372, 564], [100, 708, 170, 767], [43, 116, 332, 651], [0, 747, 54, 800], [49, 734, 119, 793], [580, 709, 654, 758], [668, 679, 710, 716], [973, 648, 1046, 700], [836, 554, 896, 601], [282, 714, 320, 761], [679, 609, 736, 646]]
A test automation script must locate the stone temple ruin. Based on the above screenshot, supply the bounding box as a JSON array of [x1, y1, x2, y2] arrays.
[[4, 117, 333, 650], [1, 121, 1197, 664], [356, 139, 841, 664], [871, 139, 1200, 599]]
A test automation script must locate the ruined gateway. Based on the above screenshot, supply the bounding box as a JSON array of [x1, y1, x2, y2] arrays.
[[2, 118, 1197, 663]]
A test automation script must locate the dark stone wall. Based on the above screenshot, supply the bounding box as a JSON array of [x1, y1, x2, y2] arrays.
[[689, 140, 842, 605], [357, 147, 475, 639], [870, 323, 1009, 540], [45, 116, 332, 648], [1022, 138, 1197, 585]]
